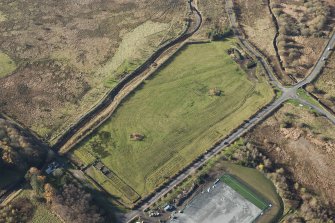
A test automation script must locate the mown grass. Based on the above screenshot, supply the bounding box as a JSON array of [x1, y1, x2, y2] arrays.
[[0, 52, 16, 78], [73, 39, 274, 203]]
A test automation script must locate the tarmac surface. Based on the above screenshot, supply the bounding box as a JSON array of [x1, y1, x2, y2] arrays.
[[169, 182, 262, 223]]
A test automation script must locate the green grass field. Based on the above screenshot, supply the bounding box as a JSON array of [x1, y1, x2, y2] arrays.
[[0, 52, 16, 77], [221, 174, 268, 210], [72, 39, 274, 204]]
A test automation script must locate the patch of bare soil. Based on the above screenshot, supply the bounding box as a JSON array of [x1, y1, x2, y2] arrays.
[[247, 103, 335, 206], [0, 0, 186, 142]]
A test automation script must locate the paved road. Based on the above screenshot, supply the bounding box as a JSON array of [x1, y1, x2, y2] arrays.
[[124, 2, 335, 222], [225, 0, 335, 123], [296, 34, 335, 87]]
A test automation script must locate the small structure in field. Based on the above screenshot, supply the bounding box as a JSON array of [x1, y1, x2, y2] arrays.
[[101, 166, 110, 175], [163, 204, 174, 212], [209, 87, 222, 96], [130, 132, 145, 141], [95, 162, 104, 170]]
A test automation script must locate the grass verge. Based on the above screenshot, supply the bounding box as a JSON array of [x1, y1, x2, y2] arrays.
[[296, 88, 324, 110]]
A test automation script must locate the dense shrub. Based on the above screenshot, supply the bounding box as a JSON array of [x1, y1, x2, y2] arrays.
[[0, 198, 35, 223], [246, 60, 257, 69], [210, 27, 234, 41], [0, 118, 47, 171], [52, 184, 105, 223]]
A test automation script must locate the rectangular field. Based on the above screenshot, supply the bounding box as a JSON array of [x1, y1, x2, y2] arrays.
[[171, 181, 263, 223], [221, 174, 268, 210], [72, 39, 274, 205]]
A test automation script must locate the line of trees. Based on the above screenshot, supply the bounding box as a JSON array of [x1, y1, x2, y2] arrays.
[[0, 167, 108, 223], [0, 118, 48, 171], [23, 167, 107, 223], [0, 197, 35, 223]]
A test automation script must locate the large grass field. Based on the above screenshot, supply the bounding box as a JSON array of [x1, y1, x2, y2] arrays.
[[72, 39, 274, 204]]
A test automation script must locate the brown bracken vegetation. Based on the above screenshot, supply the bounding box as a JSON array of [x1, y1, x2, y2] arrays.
[[0, 0, 186, 143]]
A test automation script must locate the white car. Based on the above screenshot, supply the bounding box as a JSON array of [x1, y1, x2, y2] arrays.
[[322, 57, 326, 61], [328, 47, 332, 51]]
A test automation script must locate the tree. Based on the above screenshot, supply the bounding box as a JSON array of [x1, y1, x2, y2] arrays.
[[44, 183, 57, 204], [25, 167, 45, 198], [52, 184, 105, 223], [305, 84, 316, 93], [0, 198, 35, 223], [0, 118, 47, 171]]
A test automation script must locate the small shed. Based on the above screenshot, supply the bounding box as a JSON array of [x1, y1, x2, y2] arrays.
[[95, 162, 104, 170], [101, 167, 110, 175]]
